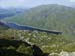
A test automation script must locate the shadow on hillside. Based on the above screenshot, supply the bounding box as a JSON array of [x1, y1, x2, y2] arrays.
[[0, 39, 31, 48], [0, 49, 49, 56], [0, 49, 28, 56], [0, 39, 49, 56]]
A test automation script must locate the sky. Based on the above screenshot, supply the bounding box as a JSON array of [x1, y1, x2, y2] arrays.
[[0, 0, 75, 8], [70, 0, 75, 2]]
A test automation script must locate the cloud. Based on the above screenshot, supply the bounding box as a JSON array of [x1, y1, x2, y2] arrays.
[[0, 0, 31, 8], [70, 0, 75, 2], [0, 0, 73, 8]]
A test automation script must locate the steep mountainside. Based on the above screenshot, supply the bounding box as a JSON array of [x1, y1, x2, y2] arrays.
[[4, 4, 75, 38]]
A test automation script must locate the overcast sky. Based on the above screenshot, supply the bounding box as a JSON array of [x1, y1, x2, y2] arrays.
[[0, 0, 75, 8]]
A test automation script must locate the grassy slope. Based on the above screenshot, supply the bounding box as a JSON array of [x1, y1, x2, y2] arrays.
[[0, 29, 75, 55]]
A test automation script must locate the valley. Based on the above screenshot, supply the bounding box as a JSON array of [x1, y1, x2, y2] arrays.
[[0, 4, 75, 56]]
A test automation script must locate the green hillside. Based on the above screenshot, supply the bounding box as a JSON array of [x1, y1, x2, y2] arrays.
[[4, 4, 75, 39]]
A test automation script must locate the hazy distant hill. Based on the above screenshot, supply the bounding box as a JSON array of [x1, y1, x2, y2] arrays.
[[0, 8, 27, 19], [4, 4, 75, 37]]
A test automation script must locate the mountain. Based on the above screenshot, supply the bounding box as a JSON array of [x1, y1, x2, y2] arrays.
[[1, 4, 75, 56], [4, 4, 75, 38], [0, 8, 27, 19]]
